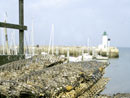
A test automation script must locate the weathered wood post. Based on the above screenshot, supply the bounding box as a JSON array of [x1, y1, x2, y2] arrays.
[[19, 0, 24, 55], [0, 0, 27, 65]]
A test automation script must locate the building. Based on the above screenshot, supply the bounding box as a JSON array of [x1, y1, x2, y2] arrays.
[[98, 31, 110, 49], [102, 31, 108, 48]]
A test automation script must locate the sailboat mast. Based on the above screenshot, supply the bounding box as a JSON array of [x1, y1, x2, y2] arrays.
[[4, 12, 9, 55], [1, 30, 5, 55], [9, 30, 13, 55], [31, 19, 35, 56], [11, 30, 17, 55], [48, 24, 54, 55], [48, 30, 52, 54], [0, 29, 3, 54], [51, 24, 54, 55], [87, 38, 90, 54], [13, 30, 17, 55]]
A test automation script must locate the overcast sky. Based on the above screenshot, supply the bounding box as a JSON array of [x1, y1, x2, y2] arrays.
[[0, 0, 130, 47]]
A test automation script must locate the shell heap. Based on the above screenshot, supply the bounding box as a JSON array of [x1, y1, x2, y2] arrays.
[[0, 54, 109, 98]]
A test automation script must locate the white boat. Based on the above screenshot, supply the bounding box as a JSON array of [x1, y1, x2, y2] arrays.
[[68, 53, 93, 62], [82, 53, 93, 61], [95, 55, 108, 60], [68, 56, 79, 62]]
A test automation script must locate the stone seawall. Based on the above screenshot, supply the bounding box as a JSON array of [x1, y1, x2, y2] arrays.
[[32, 46, 119, 58]]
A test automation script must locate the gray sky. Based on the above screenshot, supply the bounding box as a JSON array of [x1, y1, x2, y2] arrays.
[[0, 0, 130, 47]]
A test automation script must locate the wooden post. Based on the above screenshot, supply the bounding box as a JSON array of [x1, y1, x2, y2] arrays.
[[19, 0, 24, 55], [0, 0, 27, 63]]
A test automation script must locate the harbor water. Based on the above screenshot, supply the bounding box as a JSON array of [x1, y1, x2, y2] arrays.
[[103, 47, 130, 94]]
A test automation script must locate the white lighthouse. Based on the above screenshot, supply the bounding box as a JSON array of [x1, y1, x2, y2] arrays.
[[102, 31, 108, 49]]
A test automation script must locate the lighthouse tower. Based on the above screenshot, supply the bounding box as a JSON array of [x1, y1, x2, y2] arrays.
[[102, 31, 108, 49]]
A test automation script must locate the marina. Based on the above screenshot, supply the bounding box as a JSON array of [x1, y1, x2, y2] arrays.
[[0, 30, 119, 65], [0, 0, 129, 98]]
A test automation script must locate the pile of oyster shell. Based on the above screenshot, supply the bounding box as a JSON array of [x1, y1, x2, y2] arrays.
[[0, 54, 109, 98]]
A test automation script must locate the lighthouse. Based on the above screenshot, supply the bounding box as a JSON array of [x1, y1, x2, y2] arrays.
[[102, 31, 108, 49]]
